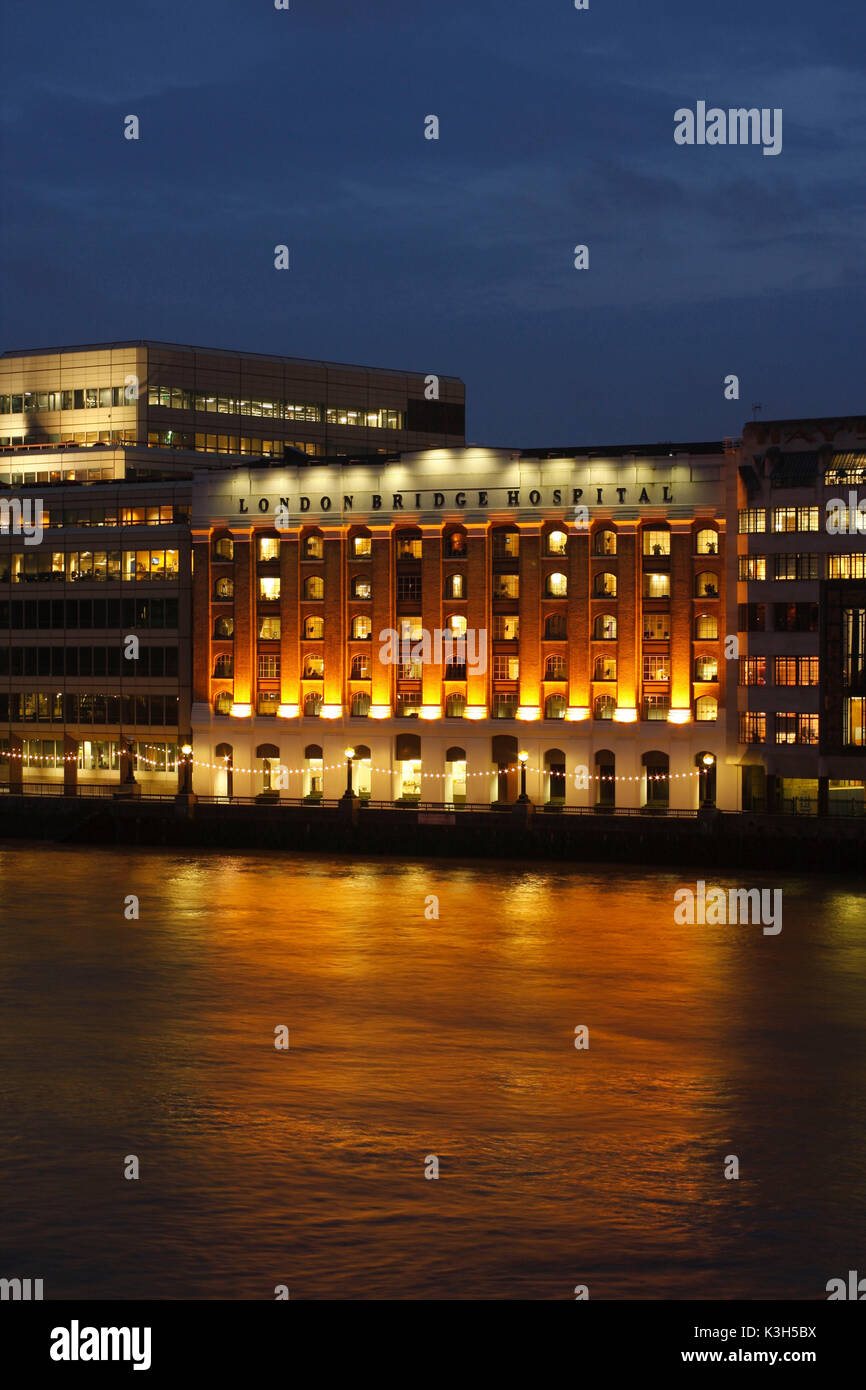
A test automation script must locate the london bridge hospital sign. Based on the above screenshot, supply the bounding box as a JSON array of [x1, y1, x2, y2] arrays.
[[205, 472, 721, 529], [195, 454, 722, 527], [236, 481, 678, 522]]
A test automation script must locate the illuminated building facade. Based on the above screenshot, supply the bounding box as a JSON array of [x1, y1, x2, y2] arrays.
[[0, 340, 466, 465], [190, 444, 733, 808], [730, 416, 866, 815]]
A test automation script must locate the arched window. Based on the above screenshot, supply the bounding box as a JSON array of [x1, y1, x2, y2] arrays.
[[544, 613, 567, 639], [695, 612, 718, 639], [544, 654, 567, 681], [696, 571, 719, 598], [303, 655, 324, 679], [594, 614, 617, 640], [445, 573, 465, 599], [546, 529, 568, 556], [593, 529, 617, 556], [545, 693, 567, 720], [350, 654, 370, 679], [351, 615, 371, 640], [214, 576, 233, 600], [303, 533, 323, 559], [593, 654, 616, 681], [213, 615, 234, 639], [594, 694, 616, 720], [303, 575, 324, 600], [351, 692, 371, 717], [545, 572, 567, 597], [351, 576, 371, 599], [446, 693, 466, 718], [695, 695, 718, 721], [446, 613, 467, 636], [304, 616, 324, 639], [213, 653, 233, 678], [694, 655, 718, 681], [303, 693, 322, 717], [695, 528, 719, 556], [213, 537, 233, 562], [446, 529, 467, 557], [592, 571, 617, 597], [214, 691, 232, 715]]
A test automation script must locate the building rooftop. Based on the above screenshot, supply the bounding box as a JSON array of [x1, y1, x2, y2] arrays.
[[0, 339, 465, 384]]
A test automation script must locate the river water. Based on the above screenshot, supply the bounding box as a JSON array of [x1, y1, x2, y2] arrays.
[[0, 844, 863, 1300]]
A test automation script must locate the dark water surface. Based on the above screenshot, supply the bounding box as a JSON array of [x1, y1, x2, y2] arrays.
[[0, 843, 863, 1300]]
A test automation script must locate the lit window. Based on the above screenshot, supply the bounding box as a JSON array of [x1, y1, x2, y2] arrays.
[[643, 530, 670, 557], [546, 572, 567, 597], [259, 576, 280, 601], [696, 529, 719, 555], [643, 572, 670, 598], [695, 695, 718, 722], [546, 530, 568, 555]]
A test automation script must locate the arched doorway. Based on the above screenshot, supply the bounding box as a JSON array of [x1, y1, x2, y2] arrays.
[[642, 750, 669, 810], [595, 749, 615, 808], [696, 751, 717, 807], [304, 743, 323, 799], [491, 734, 518, 804], [395, 732, 422, 801], [544, 748, 566, 805], [256, 742, 280, 797], [445, 745, 467, 805], [215, 742, 233, 800], [354, 744, 372, 799]]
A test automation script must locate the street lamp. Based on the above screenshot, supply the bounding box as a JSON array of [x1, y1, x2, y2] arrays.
[[343, 746, 356, 799], [517, 749, 529, 803], [180, 742, 193, 795]]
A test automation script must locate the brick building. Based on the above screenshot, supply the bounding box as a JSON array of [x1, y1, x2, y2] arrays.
[[189, 444, 732, 808]]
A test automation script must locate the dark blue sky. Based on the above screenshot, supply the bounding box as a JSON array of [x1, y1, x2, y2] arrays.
[[2, 0, 864, 446]]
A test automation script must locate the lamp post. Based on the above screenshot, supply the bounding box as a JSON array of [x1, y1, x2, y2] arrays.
[[517, 749, 529, 803], [343, 746, 356, 799]]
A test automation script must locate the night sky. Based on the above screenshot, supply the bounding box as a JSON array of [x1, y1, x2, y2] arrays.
[[2, 0, 863, 446]]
